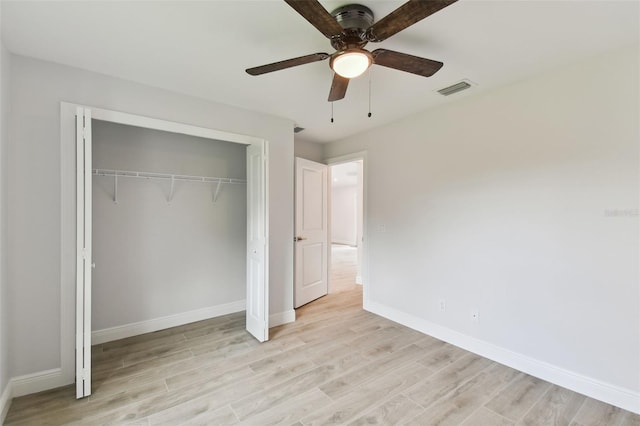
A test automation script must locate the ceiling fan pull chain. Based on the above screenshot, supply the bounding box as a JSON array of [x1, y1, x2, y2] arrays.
[[331, 102, 334, 123], [368, 69, 373, 118]]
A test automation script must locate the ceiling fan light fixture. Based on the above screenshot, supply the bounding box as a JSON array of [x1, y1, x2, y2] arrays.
[[330, 49, 372, 79]]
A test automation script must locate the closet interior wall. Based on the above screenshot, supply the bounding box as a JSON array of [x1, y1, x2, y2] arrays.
[[92, 120, 247, 335]]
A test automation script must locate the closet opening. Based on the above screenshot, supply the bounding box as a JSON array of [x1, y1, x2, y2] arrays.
[[62, 104, 268, 399], [91, 120, 248, 344]]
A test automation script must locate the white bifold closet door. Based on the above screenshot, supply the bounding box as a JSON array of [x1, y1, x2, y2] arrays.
[[75, 107, 92, 398], [246, 143, 269, 342]]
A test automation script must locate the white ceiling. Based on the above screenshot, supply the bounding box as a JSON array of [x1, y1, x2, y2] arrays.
[[2, 1, 638, 143]]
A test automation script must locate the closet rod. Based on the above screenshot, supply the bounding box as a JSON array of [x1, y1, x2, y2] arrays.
[[92, 169, 246, 184], [93, 169, 245, 204]]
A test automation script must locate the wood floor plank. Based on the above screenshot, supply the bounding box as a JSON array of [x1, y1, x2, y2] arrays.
[[164, 355, 262, 391], [122, 418, 150, 426], [178, 404, 239, 426], [231, 347, 367, 421], [96, 331, 188, 360], [318, 343, 426, 400], [518, 385, 586, 426], [92, 350, 194, 399], [403, 353, 493, 408], [74, 362, 306, 425], [147, 398, 238, 426], [347, 393, 424, 426], [187, 333, 254, 357], [407, 362, 519, 426], [301, 362, 431, 425], [181, 316, 246, 340], [359, 326, 426, 359], [620, 411, 640, 426], [3, 385, 89, 424], [461, 407, 515, 426], [570, 398, 635, 426], [414, 341, 469, 374], [231, 365, 335, 420], [486, 372, 552, 421], [238, 388, 332, 426]]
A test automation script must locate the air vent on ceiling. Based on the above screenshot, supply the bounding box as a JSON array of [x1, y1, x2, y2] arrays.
[[437, 80, 472, 96], [294, 126, 305, 133]]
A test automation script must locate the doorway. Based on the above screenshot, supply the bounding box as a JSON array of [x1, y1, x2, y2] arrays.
[[329, 160, 363, 295], [293, 154, 366, 311]]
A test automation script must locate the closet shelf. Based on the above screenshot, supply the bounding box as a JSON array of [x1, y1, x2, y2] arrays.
[[92, 169, 246, 204]]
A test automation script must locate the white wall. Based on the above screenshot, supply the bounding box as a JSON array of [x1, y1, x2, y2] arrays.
[[92, 121, 246, 331], [331, 185, 357, 245], [0, 4, 12, 417], [325, 45, 639, 411], [294, 139, 324, 163], [8, 54, 294, 381]]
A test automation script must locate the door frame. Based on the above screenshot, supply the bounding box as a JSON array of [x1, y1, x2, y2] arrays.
[[326, 152, 368, 303], [60, 102, 269, 397]]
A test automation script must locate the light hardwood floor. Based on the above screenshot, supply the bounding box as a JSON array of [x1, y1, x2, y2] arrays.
[[4, 247, 639, 425]]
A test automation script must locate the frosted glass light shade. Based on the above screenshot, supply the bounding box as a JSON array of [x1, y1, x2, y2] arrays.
[[331, 50, 372, 79]]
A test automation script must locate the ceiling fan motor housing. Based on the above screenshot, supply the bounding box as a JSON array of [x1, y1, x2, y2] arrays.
[[331, 4, 374, 30], [330, 4, 374, 50]]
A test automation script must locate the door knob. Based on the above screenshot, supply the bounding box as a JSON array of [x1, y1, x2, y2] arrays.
[[294, 236, 307, 242]]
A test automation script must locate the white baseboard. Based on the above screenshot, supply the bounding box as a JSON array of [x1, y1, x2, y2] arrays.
[[1, 380, 12, 424], [269, 310, 296, 328], [10, 368, 67, 398], [365, 300, 640, 415], [92, 300, 246, 345]]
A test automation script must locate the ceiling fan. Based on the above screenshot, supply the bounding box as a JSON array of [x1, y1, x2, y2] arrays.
[[246, 0, 458, 102]]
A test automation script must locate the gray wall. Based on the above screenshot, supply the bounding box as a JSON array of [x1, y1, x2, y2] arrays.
[[331, 185, 357, 246], [325, 46, 639, 396], [92, 121, 246, 331], [8, 54, 294, 378], [0, 7, 10, 403], [294, 139, 324, 163]]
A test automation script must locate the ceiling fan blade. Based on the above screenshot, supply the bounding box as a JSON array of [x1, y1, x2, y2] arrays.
[[366, 0, 458, 42], [372, 49, 443, 77], [328, 73, 349, 102], [284, 0, 344, 39], [246, 52, 330, 76]]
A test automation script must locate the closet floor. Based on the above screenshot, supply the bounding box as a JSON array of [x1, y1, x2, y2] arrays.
[[5, 286, 639, 425]]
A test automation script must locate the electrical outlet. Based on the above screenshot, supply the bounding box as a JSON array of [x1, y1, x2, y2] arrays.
[[471, 309, 479, 323], [439, 299, 446, 312]]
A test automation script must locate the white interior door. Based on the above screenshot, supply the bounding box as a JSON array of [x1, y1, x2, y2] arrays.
[[246, 143, 269, 342], [295, 158, 328, 308], [75, 107, 92, 398]]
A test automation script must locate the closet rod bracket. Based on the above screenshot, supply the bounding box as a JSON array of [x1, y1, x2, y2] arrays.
[[213, 180, 222, 203], [113, 174, 118, 204], [167, 175, 176, 204]]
